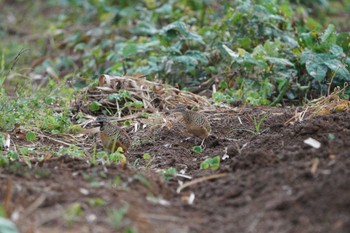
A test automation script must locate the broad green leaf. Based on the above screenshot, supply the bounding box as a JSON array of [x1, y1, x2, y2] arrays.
[[209, 156, 221, 171], [324, 59, 350, 81], [329, 44, 343, 57], [7, 150, 18, 160], [299, 33, 316, 49], [89, 101, 102, 112], [133, 100, 143, 108], [192, 146, 203, 154], [184, 50, 209, 64], [0, 217, 19, 233], [265, 57, 294, 67], [301, 50, 331, 81], [122, 43, 138, 57], [200, 161, 209, 170], [161, 21, 204, 44], [305, 62, 328, 81], [336, 32, 350, 54], [222, 44, 239, 59], [26, 132, 37, 141], [320, 24, 336, 45], [143, 153, 151, 160]]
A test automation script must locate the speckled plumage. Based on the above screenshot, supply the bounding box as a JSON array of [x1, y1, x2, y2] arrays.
[[96, 117, 131, 153], [172, 106, 211, 140]]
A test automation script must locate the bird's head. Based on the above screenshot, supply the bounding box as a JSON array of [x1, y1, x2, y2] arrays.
[[171, 104, 188, 113], [95, 116, 108, 127]]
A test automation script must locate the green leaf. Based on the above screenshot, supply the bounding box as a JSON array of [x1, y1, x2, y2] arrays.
[[265, 57, 294, 67], [324, 59, 350, 81], [132, 174, 151, 188], [122, 43, 138, 57], [328, 133, 335, 140], [26, 132, 37, 141], [161, 21, 204, 44], [329, 44, 344, 57], [192, 145, 203, 154], [200, 161, 209, 170], [164, 167, 177, 176], [0, 157, 9, 166], [89, 101, 102, 112], [336, 32, 350, 53], [209, 156, 221, 171], [143, 153, 151, 160], [0, 217, 19, 233], [305, 62, 328, 81], [184, 50, 209, 64], [320, 24, 336, 45], [301, 50, 329, 81], [7, 150, 18, 160], [133, 100, 143, 108], [222, 44, 239, 59]]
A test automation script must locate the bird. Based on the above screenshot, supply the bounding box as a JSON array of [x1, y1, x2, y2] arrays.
[[171, 105, 211, 146], [95, 116, 131, 153]]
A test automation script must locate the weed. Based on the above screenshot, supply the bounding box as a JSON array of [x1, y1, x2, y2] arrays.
[[87, 197, 106, 207], [159, 167, 177, 181], [57, 146, 85, 158], [142, 153, 154, 168], [200, 156, 221, 171], [192, 145, 204, 154], [107, 204, 129, 230], [64, 203, 84, 226], [253, 114, 268, 135]]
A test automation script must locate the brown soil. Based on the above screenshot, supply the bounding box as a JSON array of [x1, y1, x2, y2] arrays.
[[1, 107, 350, 233]]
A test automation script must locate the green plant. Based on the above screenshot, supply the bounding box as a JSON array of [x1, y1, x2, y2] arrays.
[[159, 167, 177, 181], [64, 203, 84, 225], [253, 113, 267, 135], [87, 197, 106, 207], [200, 156, 221, 171], [0, 217, 19, 233], [57, 146, 85, 158], [142, 153, 154, 168], [192, 145, 204, 154], [107, 204, 129, 230]]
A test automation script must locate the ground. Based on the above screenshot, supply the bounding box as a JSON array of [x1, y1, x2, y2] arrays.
[[1, 107, 350, 233]]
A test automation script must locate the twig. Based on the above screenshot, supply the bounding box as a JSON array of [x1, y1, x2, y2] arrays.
[[38, 133, 74, 147], [175, 173, 192, 180], [176, 173, 228, 193], [22, 195, 46, 218]]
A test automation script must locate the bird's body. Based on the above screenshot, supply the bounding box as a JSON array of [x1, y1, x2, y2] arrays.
[[96, 117, 131, 153], [172, 106, 211, 145]]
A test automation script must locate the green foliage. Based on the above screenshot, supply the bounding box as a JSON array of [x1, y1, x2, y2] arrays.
[[20, 0, 350, 105], [142, 153, 151, 160], [0, 156, 10, 166], [0, 217, 19, 233], [200, 156, 220, 171], [87, 197, 106, 207], [64, 203, 84, 225], [160, 167, 177, 181], [192, 145, 204, 154], [25, 132, 37, 141], [108, 205, 129, 230], [57, 146, 85, 158], [253, 114, 267, 134], [89, 101, 102, 112]]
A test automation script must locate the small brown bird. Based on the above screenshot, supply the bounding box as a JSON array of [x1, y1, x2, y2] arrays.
[[172, 105, 211, 146], [95, 116, 131, 153]]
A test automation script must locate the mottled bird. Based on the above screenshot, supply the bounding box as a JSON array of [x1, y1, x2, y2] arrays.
[[95, 116, 131, 153], [172, 105, 211, 146]]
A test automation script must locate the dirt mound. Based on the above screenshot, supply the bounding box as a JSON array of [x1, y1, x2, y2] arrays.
[[1, 108, 350, 233]]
